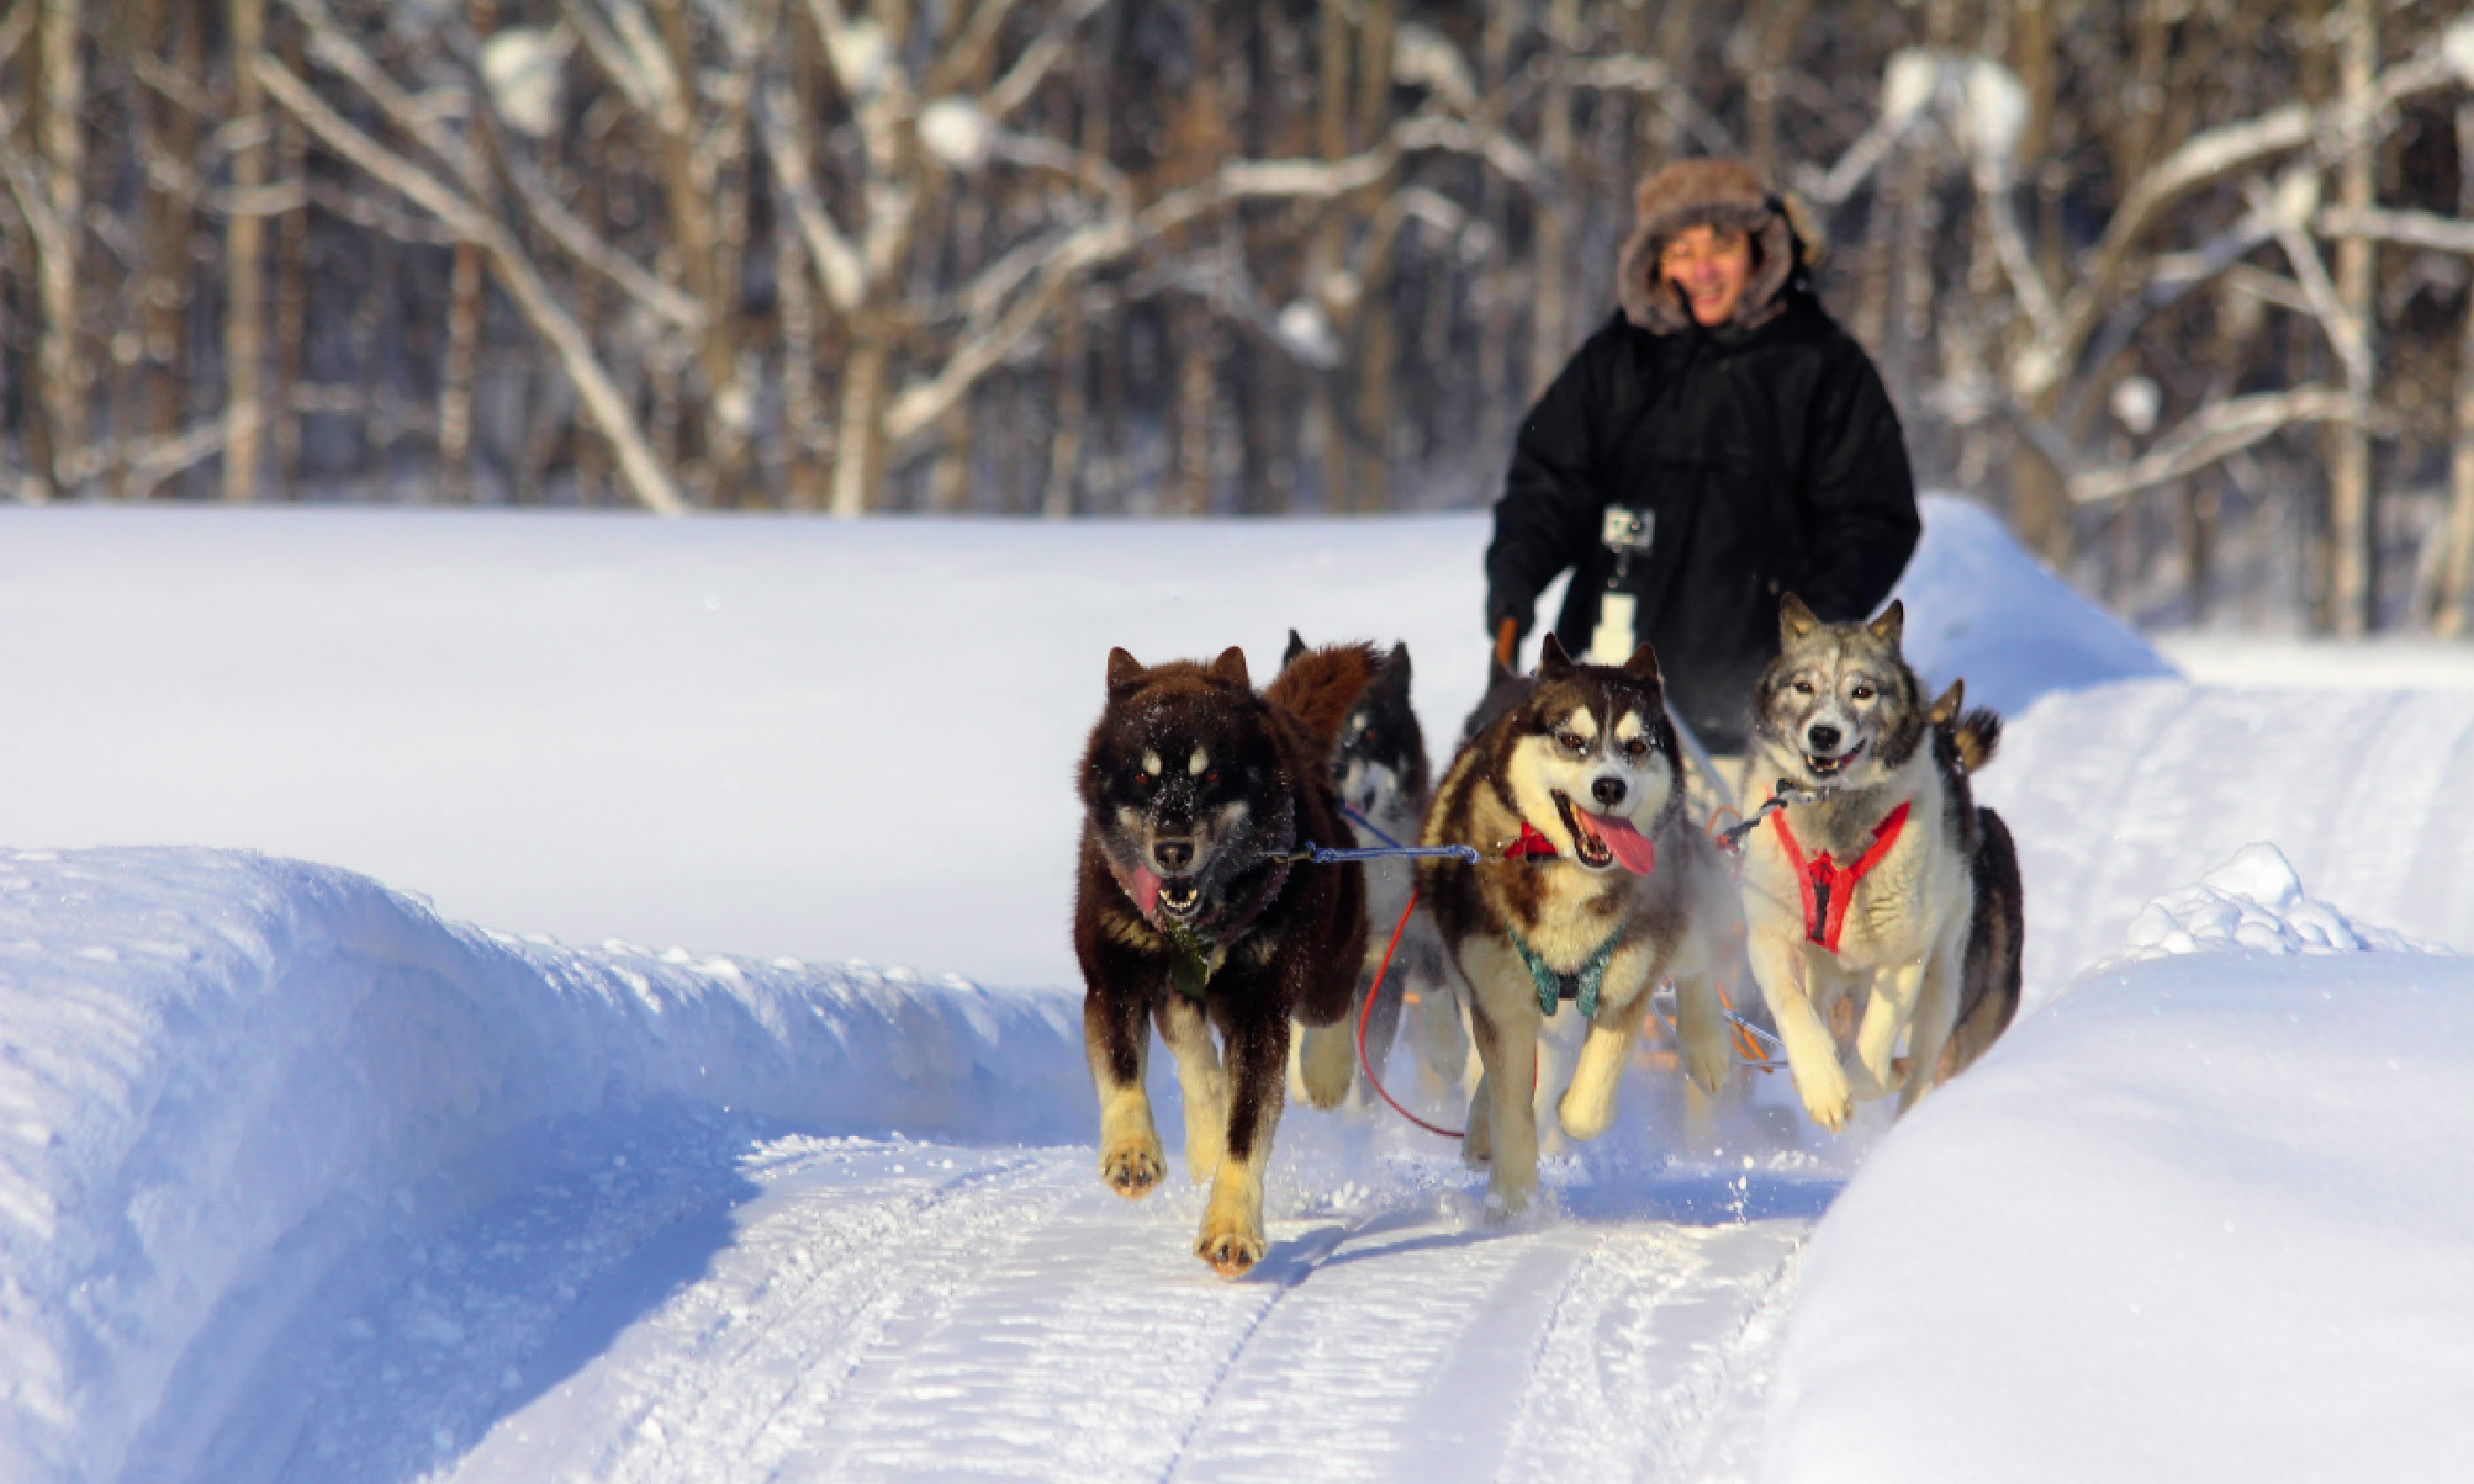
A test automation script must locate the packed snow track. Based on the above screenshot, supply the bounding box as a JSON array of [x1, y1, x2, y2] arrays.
[[254, 1134, 1813, 1484]]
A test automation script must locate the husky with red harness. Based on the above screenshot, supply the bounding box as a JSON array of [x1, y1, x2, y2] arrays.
[[1418, 635, 1740, 1214], [1738, 594, 2021, 1132]]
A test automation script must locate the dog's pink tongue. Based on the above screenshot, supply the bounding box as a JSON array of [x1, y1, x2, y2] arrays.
[[1130, 865, 1163, 917], [1591, 813, 1658, 874]]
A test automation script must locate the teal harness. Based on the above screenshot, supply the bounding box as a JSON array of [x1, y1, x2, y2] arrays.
[[1507, 924, 1623, 1018]]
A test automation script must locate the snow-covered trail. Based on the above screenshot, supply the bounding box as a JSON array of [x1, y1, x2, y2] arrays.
[[254, 1131, 1815, 1484]]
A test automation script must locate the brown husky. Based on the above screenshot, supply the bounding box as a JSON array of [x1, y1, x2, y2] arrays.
[[1073, 642, 1376, 1276], [1418, 636, 1738, 1214]]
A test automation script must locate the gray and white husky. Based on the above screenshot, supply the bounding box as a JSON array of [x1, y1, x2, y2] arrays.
[[1738, 595, 2022, 1132], [1419, 636, 1739, 1212]]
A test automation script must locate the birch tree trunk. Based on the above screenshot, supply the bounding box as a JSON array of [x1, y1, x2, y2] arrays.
[[830, 323, 889, 518], [2005, 0, 2071, 560], [1475, 0, 1513, 459], [1529, 0, 1577, 399], [1310, 0, 1349, 511], [224, 0, 268, 503], [1351, 0, 1396, 512], [439, 0, 490, 504], [1170, 298, 1216, 516], [2435, 102, 2474, 636], [274, 26, 310, 500], [34, 0, 84, 498], [2327, 0, 2376, 633]]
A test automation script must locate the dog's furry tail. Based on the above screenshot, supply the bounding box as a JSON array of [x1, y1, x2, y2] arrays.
[[1267, 640, 1381, 750], [1952, 708, 2002, 774]]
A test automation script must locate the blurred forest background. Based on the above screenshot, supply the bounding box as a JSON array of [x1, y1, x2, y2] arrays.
[[5, 0, 2474, 632]]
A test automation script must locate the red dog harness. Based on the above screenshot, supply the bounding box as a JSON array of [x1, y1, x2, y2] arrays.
[[1769, 800, 1910, 954], [1505, 822, 1563, 859]]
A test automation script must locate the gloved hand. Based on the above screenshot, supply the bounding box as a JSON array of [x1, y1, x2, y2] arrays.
[[1484, 580, 1537, 645]]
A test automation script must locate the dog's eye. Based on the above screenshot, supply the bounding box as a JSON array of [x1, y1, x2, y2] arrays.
[[1850, 684, 1874, 700], [1621, 738, 1647, 757], [1361, 728, 1377, 746], [1793, 679, 1815, 696], [1557, 731, 1586, 752], [1134, 771, 1153, 789], [1203, 770, 1218, 785]]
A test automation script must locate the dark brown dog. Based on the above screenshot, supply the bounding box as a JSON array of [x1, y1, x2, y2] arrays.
[[1074, 641, 1375, 1276]]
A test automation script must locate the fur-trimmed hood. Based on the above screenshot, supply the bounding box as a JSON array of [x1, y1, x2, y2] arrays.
[[1615, 158, 1808, 335]]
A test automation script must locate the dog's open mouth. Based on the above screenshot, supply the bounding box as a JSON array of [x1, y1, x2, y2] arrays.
[[1551, 791, 1660, 874], [1551, 791, 1619, 870], [1157, 879, 1203, 920], [1803, 740, 1865, 780]]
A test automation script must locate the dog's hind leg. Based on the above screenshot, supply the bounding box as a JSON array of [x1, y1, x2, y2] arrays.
[[1295, 1015, 1357, 1111], [1749, 933, 1853, 1132], [1894, 937, 1965, 1117], [1854, 959, 1927, 1101], [1468, 993, 1544, 1214], [1156, 995, 1227, 1185], [1415, 951, 1472, 1104], [1197, 1002, 1288, 1278], [1672, 963, 1734, 1102], [1087, 990, 1165, 1200]]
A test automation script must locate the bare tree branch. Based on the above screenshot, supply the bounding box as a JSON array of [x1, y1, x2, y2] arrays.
[[254, 53, 689, 515], [2068, 388, 2366, 505]]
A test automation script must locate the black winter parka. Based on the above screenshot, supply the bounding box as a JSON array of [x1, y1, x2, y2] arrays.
[[1485, 292, 1919, 753]]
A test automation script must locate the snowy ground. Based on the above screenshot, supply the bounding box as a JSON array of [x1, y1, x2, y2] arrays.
[[2, 499, 2470, 1483]]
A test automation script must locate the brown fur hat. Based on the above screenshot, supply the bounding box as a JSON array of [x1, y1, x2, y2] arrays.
[[1614, 157, 1809, 335]]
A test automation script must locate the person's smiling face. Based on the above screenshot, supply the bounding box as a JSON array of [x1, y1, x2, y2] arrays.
[[1658, 223, 1753, 327]]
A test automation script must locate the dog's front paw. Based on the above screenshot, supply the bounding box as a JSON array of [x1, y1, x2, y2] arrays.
[[1195, 1219, 1267, 1278], [1099, 1134, 1167, 1199], [1795, 1056, 1855, 1133], [1296, 1022, 1355, 1110], [1556, 1088, 1614, 1143], [1482, 1169, 1536, 1220]]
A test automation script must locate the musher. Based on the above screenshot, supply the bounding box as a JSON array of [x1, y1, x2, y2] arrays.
[[1482, 157, 1921, 799]]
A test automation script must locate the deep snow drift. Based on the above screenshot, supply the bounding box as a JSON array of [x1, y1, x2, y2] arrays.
[[1763, 847, 2474, 1482], [1, 498, 2470, 1483]]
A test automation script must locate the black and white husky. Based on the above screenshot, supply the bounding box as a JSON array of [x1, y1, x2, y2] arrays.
[[1418, 637, 1738, 1212], [1738, 595, 2023, 1132]]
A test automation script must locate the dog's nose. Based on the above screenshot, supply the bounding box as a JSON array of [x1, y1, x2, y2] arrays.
[[1808, 723, 1842, 753], [1591, 777, 1627, 808], [1152, 838, 1195, 873]]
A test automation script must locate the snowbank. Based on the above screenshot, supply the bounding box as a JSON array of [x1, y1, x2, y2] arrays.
[[1762, 852, 2474, 1482], [1891, 496, 2174, 717], [0, 849, 1083, 1484], [0, 496, 2161, 989]]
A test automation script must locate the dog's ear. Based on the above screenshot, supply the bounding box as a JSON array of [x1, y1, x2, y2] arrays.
[[1283, 629, 1308, 667], [1930, 678, 1965, 728], [1866, 598, 1905, 647], [1779, 593, 1819, 644], [1621, 641, 1660, 687], [1210, 645, 1250, 688], [1537, 632, 1575, 678], [1383, 640, 1413, 697], [1107, 647, 1146, 694]]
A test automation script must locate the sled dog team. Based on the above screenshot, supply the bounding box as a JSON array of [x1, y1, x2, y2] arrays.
[[1074, 596, 2023, 1277]]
